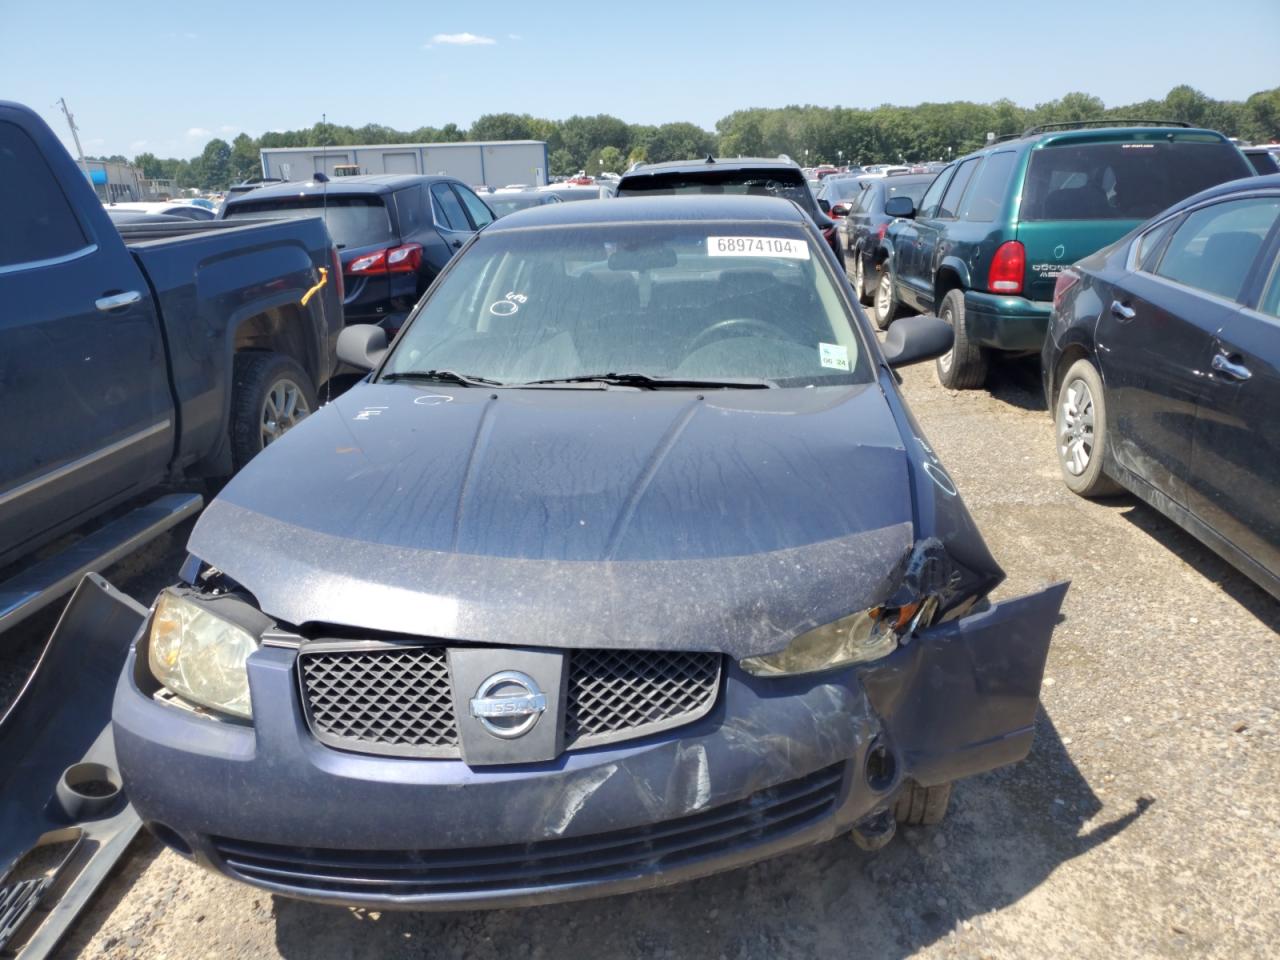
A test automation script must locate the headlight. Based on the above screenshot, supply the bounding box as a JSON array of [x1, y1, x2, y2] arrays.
[[147, 590, 258, 718], [739, 603, 927, 678]]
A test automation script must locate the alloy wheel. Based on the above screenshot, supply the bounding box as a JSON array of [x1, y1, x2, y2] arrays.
[[854, 257, 864, 298], [876, 272, 892, 320], [260, 378, 311, 448], [1058, 377, 1096, 476]]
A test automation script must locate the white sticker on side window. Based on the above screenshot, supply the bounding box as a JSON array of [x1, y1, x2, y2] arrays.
[[707, 236, 810, 259], [819, 343, 849, 370]]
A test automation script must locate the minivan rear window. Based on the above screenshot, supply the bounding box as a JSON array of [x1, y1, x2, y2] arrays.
[[223, 196, 394, 248], [1020, 139, 1250, 222]]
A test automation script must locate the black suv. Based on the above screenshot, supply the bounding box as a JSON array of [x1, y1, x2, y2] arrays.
[[874, 122, 1253, 388], [222, 174, 495, 332], [616, 157, 842, 265]]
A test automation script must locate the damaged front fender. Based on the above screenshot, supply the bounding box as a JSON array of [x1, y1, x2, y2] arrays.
[[859, 581, 1069, 787]]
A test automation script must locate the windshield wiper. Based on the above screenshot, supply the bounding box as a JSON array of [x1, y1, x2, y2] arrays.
[[381, 369, 505, 387], [518, 372, 774, 389]]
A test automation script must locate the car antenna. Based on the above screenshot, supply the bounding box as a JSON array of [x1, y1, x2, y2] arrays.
[[705, 154, 715, 164], [316, 112, 330, 219]]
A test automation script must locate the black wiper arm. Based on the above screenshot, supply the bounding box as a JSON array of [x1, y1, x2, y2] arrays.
[[518, 372, 774, 389], [381, 369, 505, 387]]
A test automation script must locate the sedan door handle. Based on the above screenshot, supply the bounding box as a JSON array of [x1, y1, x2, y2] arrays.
[[95, 290, 142, 312], [1110, 300, 1136, 321], [1211, 353, 1252, 381]]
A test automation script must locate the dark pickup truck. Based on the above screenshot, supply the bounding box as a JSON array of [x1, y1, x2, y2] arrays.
[[0, 101, 343, 631]]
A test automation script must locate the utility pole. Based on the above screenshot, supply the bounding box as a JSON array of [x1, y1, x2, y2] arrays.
[[57, 97, 92, 183]]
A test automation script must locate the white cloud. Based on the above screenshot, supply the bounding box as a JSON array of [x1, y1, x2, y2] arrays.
[[186, 127, 211, 138], [426, 32, 495, 47]]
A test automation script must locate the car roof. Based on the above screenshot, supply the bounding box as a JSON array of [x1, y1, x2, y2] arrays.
[[223, 174, 458, 205], [960, 123, 1234, 162], [484, 195, 811, 232], [1154, 172, 1280, 216], [621, 157, 801, 178]]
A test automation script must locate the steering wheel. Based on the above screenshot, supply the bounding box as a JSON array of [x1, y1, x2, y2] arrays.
[[686, 317, 791, 354]]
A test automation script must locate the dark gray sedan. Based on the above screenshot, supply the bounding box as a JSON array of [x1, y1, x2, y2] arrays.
[[112, 195, 1066, 909]]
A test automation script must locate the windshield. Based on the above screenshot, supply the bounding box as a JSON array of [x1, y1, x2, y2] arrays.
[[223, 195, 394, 248], [820, 179, 865, 201], [381, 221, 870, 388], [488, 195, 543, 217], [1021, 138, 1252, 221]]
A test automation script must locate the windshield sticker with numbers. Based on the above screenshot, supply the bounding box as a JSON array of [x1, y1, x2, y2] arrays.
[[707, 236, 810, 259]]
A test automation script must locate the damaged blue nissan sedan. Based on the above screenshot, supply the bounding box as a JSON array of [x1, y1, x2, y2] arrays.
[[112, 196, 1067, 909]]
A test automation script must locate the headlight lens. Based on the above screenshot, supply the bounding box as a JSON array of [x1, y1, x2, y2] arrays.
[[739, 604, 922, 678], [147, 590, 257, 718]]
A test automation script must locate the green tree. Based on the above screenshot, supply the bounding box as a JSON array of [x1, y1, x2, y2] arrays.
[[197, 138, 232, 190], [549, 148, 577, 177], [644, 122, 717, 163], [469, 113, 538, 141], [229, 133, 260, 182], [133, 151, 163, 178]]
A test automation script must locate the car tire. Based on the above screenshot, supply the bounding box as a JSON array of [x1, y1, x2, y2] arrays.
[[934, 288, 988, 390], [872, 268, 899, 330], [854, 250, 873, 305], [1055, 358, 1123, 498], [893, 780, 952, 826], [230, 352, 317, 470]]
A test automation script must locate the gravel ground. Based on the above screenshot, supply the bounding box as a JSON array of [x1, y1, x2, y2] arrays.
[[12, 350, 1276, 959]]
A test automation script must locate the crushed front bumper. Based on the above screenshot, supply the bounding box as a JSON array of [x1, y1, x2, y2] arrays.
[[112, 583, 1066, 909]]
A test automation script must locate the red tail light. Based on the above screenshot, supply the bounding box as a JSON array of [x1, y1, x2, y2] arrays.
[[988, 240, 1025, 294], [330, 246, 344, 302], [347, 243, 424, 276], [876, 223, 888, 242], [1053, 269, 1080, 309]]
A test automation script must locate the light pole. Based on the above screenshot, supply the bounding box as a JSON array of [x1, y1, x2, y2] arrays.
[[837, 149, 843, 167]]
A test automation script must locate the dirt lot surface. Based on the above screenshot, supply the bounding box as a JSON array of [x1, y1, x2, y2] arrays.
[[14, 353, 1275, 959]]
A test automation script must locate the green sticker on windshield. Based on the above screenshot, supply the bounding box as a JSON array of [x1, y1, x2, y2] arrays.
[[819, 343, 849, 370]]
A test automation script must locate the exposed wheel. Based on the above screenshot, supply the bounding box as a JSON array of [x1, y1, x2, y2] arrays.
[[893, 781, 952, 826], [853, 250, 873, 305], [934, 288, 988, 389], [872, 268, 899, 330], [1055, 358, 1123, 497], [230, 352, 317, 470]]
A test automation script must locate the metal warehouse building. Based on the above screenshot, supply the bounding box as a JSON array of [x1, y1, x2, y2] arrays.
[[259, 140, 549, 188]]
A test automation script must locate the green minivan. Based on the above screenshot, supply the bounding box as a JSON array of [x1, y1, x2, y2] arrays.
[[873, 122, 1254, 388]]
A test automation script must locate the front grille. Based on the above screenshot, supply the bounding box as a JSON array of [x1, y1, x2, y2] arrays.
[[565, 649, 721, 748], [212, 763, 843, 899], [299, 646, 458, 757], [297, 645, 721, 758]]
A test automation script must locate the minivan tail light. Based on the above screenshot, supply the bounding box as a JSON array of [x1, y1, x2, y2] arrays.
[[876, 223, 888, 242], [988, 241, 1025, 294], [330, 246, 344, 302], [1053, 269, 1080, 309]]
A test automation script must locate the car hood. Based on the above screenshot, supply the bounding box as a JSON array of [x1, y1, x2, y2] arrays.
[[190, 380, 919, 658]]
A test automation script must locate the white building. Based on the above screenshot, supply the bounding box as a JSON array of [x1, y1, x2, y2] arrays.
[[259, 140, 549, 188]]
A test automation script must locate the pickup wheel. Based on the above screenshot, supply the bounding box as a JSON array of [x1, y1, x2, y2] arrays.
[[1055, 358, 1123, 497], [935, 288, 988, 390], [872, 268, 899, 330], [893, 780, 952, 826], [230, 352, 317, 470]]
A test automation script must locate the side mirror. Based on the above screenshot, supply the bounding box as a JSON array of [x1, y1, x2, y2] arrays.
[[880, 314, 954, 368], [831, 202, 852, 217], [884, 196, 916, 219], [817, 198, 831, 213], [337, 324, 389, 371]]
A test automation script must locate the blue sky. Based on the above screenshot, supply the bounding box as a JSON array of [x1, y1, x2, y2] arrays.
[[3, 0, 1277, 159]]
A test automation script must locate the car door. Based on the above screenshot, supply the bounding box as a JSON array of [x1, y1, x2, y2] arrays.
[[918, 157, 980, 312], [848, 182, 876, 259], [428, 181, 474, 272], [0, 114, 172, 559], [1098, 196, 1277, 508], [896, 167, 952, 311], [1184, 201, 1280, 581], [451, 183, 496, 234]]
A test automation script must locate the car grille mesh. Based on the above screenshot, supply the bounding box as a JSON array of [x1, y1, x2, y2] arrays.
[[299, 647, 459, 755], [212, 763, 843, 898], [565, 649, 721, 747], [297, 645, 721, 757]]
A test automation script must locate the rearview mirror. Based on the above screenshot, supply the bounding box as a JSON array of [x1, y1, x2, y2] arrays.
[[817, 198, 831, 213], [337, 324, 389, 371], [880, 314, 953, 368], [884, 196, 915, 219]]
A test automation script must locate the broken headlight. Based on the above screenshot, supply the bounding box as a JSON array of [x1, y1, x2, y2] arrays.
[[739, 602, 932, 678], [147, 589, 258, 719]]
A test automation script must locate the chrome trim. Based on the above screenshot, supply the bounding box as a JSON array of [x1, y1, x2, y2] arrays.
[[0, 420, 171, 509], [95, 290, 142, 312], [0, 243, 98, 276]]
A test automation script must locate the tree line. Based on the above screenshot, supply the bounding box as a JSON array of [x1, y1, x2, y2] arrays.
[[95, 84, 1279, 191]]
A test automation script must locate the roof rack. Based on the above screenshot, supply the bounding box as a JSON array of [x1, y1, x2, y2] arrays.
[[1021, 119, 1194, 137]]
